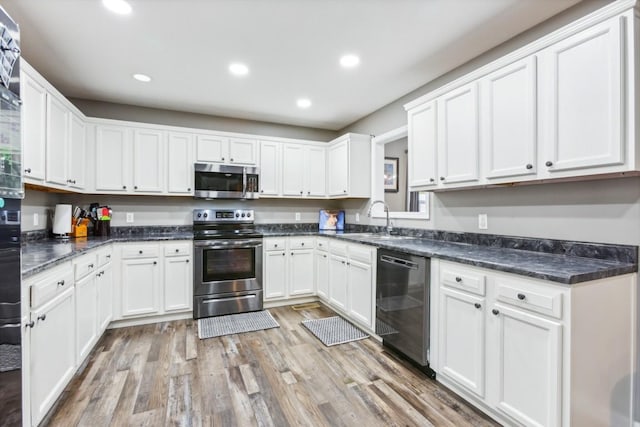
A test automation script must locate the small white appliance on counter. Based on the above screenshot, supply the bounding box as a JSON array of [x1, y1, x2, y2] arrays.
[[52, 204, 72, 238]]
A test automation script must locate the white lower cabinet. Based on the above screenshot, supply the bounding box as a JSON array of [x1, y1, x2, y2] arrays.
[[328, 253, 348, 310], [315, 239, 329, 300], [435, 260, 635, 427], [75, 271, 98, 363], [263, 237, 315, 300], [346, 259, 373, 328], [164, 254, 192, 312], [120, 257, 161, 317], [97, 262, 113, 332]]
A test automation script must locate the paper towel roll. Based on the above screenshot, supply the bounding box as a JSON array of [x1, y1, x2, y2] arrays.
[[53, 204, 72, 236]]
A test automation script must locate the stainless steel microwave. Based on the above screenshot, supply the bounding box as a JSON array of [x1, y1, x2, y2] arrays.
[[194, 163, 259, 199]]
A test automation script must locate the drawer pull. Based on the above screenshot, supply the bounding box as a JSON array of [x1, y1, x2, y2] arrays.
[[89, 263, 94, 268], [139, 250, 143, 254], [186, 259, 190, 263], [176, 248, 180, 252], [37, 314, 46, 322], [545, 160, 553, 167], [274, 244, 278, 248], [455, 276, 462, 282], [153, 261, 157, 265], [492, 309, 500, 316], [517, 293, 526, 300], [106, 255, 111, 259], [474, 303, 481, 309], [57, 280, 65, 287], [282, 253, 285, 256], [26, 320, 35, 328]]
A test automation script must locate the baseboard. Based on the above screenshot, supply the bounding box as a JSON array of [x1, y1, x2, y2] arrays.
[[107, 311, 193, 329]]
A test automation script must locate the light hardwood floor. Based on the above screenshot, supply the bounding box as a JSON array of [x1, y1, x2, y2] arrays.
[[43, 304, 499, 427]]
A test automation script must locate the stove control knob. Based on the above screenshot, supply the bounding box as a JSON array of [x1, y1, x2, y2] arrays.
[[203, 213, 208, 218], [197, 213, 202, 218], [235, 212, 240, 218], [241, 213, 246, 218], [246, 212, 251, 218]]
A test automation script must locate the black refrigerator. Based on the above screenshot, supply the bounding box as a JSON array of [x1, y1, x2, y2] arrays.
[[0, 5, 22, 426]]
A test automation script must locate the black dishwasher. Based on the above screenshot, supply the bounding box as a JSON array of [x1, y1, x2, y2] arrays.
[[376, 248, 434, 378]]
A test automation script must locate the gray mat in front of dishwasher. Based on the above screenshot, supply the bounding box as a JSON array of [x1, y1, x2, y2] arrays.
[[198, 310, 279, 339], [0, 344, 21, 372], [301, 316, 369, 347]]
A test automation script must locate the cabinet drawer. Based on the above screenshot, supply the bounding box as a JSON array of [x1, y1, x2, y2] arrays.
[[74, 253, 98, 281], [348, 243, 373, 264], [96, 246, 113, 267], [121, 244, 160, 259], [29, 262, 74, 309], [441, 265, 486, 296], [316, 237, 329, 251], [289, 237, 314, 250], [329, 240, 348, 257], [495, 277, 564, 319], [265, 238, 286, 251], [164, 242, 191, 257]]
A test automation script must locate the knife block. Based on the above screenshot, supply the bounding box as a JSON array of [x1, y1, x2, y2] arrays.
[[70, 220, 88, 238]]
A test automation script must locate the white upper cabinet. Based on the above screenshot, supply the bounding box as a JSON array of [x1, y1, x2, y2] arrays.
[[45, 95, 70, 186], [539, 16, 624, 175], [95, 125, 130, 192], [437, 82, 480, 185], [282, 143, 326, 198], [481, 57, 537, 180], [259, 140, 281, 196], [327, 141, 349, 196], [407, 100, 438, 188], [68, 112, 86, 190], [167, 132, 194, 195], [305, 145, 326, 197], [21, 69, 47, 182], [327, 133, 371, 198], [133, 128, 165, 193], [196, 134, 257, 165]]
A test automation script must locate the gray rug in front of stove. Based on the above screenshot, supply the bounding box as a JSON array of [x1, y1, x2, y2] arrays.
[[198, 310, 279, 339], [301, 316, 369, 347]]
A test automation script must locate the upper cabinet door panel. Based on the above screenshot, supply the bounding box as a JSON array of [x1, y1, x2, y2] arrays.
[[282, 144, 305, 196], [21, 72, 47, 181], [45, 95, 69, 186], [305, 146, 326, 197], [259, 141, 281, 196], [481, 57, 537, 180], [541, 16, 624, 173], [228, 137, 257, 165], [437, 83, 479, 184], [327, 141, 349, 196], [95, 126, 129, 191], [68, 113, 86, 190], [133, 129, 165, 193], [167, 132, 194, 194], [196, 135, 227, 163], [408, 101, 437, 188]]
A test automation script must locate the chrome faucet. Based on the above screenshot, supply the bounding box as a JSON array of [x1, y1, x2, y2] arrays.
[[367, 200, 393, 235]]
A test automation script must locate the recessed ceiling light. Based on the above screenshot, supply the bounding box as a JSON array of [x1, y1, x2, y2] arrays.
[[229, 63, 249, 76], [133, 73, 151, 82], [340, 54, 360, 68], [102, 0, 132, 15], [297, 98, 312, 109]]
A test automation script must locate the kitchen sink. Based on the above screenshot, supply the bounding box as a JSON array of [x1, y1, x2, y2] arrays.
[[344, 233, 419, 241]]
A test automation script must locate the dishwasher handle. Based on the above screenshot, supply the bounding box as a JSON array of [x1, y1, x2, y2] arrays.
[[380, 254, 419, 270]]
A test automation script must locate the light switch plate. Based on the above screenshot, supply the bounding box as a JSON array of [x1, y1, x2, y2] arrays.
[[295, 212, 301, 221], [478, 214, 488, 230], [33, 213, 38, 226], [126, 212, 134, 223], [355, 213, 360, 222]]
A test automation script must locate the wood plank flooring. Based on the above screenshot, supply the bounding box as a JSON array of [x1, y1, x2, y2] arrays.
[[43, 304, 499, 427]]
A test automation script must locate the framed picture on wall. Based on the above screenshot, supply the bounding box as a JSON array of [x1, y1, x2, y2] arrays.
[[384, 157, 399, 193]]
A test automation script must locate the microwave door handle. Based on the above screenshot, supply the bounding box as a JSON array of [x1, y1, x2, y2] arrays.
[[242, 167, 247, 198]]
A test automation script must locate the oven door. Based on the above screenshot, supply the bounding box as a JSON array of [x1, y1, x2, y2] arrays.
[[194, 238, 263, 296]]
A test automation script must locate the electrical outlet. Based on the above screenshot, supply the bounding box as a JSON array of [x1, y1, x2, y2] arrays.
[[355, 213, 360, 222], [126, 212, 134, 223], [33, 213, 39, 226], [478, 214, 488, 230], [295, 212, 301, 221]]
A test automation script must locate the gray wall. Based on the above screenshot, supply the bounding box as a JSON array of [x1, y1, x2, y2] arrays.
[[69, 98, 339, 142]]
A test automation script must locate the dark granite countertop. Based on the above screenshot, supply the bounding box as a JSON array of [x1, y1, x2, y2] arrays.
[[22, 227, 637, 285], [22, 232, 193, 278]]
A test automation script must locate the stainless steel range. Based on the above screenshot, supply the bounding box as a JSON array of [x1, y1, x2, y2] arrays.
[[193, 209, 263, 319]]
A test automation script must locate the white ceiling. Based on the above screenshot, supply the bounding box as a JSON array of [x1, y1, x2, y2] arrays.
[[3, 0, 582, 130]]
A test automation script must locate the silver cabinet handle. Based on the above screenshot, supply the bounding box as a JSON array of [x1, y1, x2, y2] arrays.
[[37, 314, 46, 321]]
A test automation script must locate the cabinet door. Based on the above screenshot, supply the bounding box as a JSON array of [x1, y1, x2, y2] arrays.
[[282, 144, 305, 196], [228, 137, 257, 165], [327, 141, 349, 196], [305, 146, 326, 197], [264, 250, 287, 299], [95, 125, 129, 191], [75, 272, 98, 363], [167, 132, 194, 194], [196, 134, 227, 163], [259, 141, 281, 196], [121, 258, 161, 317], [491, 304, 562, 427], [164, 256, 192, 312], [408, 101, 438, 188], [133, 128, 165, 193], [21, 72, 47, 181], [347, 259, 373, 329], [315, 251, 329, 300], [481, 57, 537, 180], [329, 254, 348, 310], [67, 112, 86, 190], [439, 287, 486, 398], [540, 17, 623, 173], [437, 83, 479, 184], [289, 249, 315, 296], [30, 288, 76, 427], [45, 95, 69, 186], [97, 263, 113, 333]]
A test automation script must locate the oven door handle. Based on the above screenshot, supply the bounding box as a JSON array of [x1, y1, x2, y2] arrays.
[[194, 239, 263, 248], [202, 294, 257, 304]]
